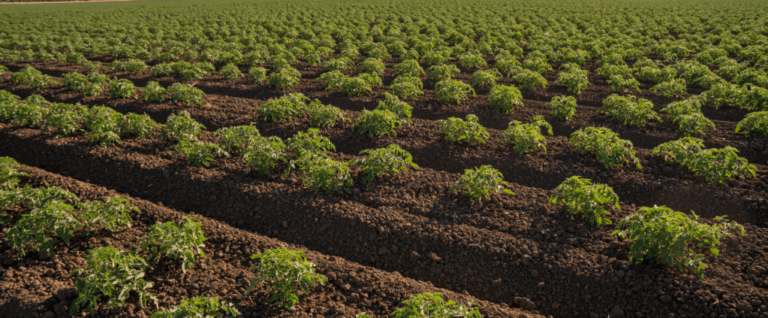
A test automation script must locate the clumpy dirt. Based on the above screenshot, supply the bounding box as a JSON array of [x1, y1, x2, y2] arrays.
[[0, 58, 767, 318]]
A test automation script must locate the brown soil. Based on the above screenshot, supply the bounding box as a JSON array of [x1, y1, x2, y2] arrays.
[[1, 59, 767, 318]]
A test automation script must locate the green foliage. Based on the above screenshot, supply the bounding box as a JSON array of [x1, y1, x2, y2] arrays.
[[487, 84, 523, 114], [139, 216, 206, 273], [458, 52, 488, 69], [168, 83, 205, 107], [351, 144, 419, 182], [435, 79, 475, 104], [0, 65, 7, 76], [322, 57, 354, 72], [70, 247, 156, 316], [171, 139, 230, 167], [248, 67, 268, 83], [351, 109, 401, 137], [434, 114, 488, 145], [84, 106, 123, 147], [214, 123, 261, 153], [140, 81, 167, 103], [612, 206, 744, 278], [570, 127, 641, 169], [242, 136, 286, 175], [258, 93, 308, 122], [317, 70, 347, 89], [394, 59, 424, 77], [289, 152, 353, 194], [741, 86, 768, 111], [340, 75, 373, 96], [557, 69, 590, 95], [10, 65, 59, 89], [376, 93, 413, 122], [307, 100, 347, 128], [651, 79, 688, 99], [0, 157, 27, 190], [653, 138, 756, 184], [269, 69, 300, 89], [124, 59, 148, 74], [702, 83, 744, 109], [428, 64, 460, 81], [735, 111, 768, 136], [389, 76, 423, 100], [498, 115, 553, 155], [63, 72, 90, 93], [162, 111, 204, 140], [549, 95, 577, 121], [219, 63, 243, 80], [41, 103, 87, 137], [285, 128, 335, 156], [601, 94, 660, 127], [119, 113, 160, 138], [608, 74, 641, 93], [469, 69, 501, 87], [152, 63, 175, 77], [359, 58, 385, 76], [550, 176, 618, 226], [450, 165, 514, 203], [674, 113, 716, 136], [390, 292, 481, 318], [522, 56, 553, 74], [511, 68, 547, 90], [108, 78, 136, 99], [150, 296, 240, 318], [245, 246, 328, 307], [661, 98, 703, 119]]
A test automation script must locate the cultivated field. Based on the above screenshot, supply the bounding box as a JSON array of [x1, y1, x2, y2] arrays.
[[0, 0, 767, 318]]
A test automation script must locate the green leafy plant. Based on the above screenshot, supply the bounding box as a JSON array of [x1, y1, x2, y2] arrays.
[[168, 83, 205, 107], [258, 94, 308, 122], [140, 81, 168, 103], [242, 136, 286, 175], [63, 72, 90, 94], [512, 68, 547, 90], [152, 63, 175, 77], [139, 216, 206, 273], [317, 70, 347, 89], [570, 127, 641, 169], [652, 137, 706, 166], [389, 76, 423, 100], [550, 176, 618, 226], [390, 292, 481, 318], [219, 63, 243, 80], [171, 139, 230, 167], [269, 69, 300, 89], [245, 246, 328, 307], [498, 115, 553, 155], [307, 100, 348, 128], [0, 157, 28, 190], [394, 59, 424, 77], [323, 57, 354, 72], [450, 165, 514, 203], [214, 123, 261, 153], [9, 65, 59, 89], [601, 94, 660, 127], [428, 64, 460, 82], [290, 152, 353, 194], [248, 67, 268, 83], [359, 58, 385, 76], [486, 84, 523, 114], [119, 113, 160, 138], [108, 79, 137, 99], [84, 106, 123, 147], [522, 56, 553, 74], [150, 296, 240, 318], [469, 69, 501, 87], [351, 144, 419, 182], [549, 95, 577, 121], [653, 138, 756, 184], [351, 109, 401, 137], [5, 201, 79, 257], [376, 92, 413, 122], [70, 246, 157, 316], [162, 111, 204, 140], [458, 52, 488, 69], [435, 79, 475, 104], [41, 103, 87, 137], [285, 128, 335, 156], [434, 114, 488, 145], [651, 79, 688, 99], [661, 98, 702, 119], [674, 113, 716, 136], [557, 69, 590, 95], [607, 74, 641, 93], [612, 206, 744, 278], [340, 75, 373, 96], [123, 59, 148, 74], [735, 111, 768, 136]]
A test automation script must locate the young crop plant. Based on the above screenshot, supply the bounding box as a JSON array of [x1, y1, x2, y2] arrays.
[[651, 79, 688, 99], [340, 76, 373, 96], [458, 52, 488, 69], [248, 67, 268, 83], [242, 136, 287, 175], [661, 98, 703, 119], [390, 292, 481, 318], [612, 206, 744, 278], [674, 113, 716, 136], [70, 246, 157, 316], [171, 139, 230, 167], [307, 100, 348, 128], [512, 68, 547, 90], [123, 59, 148, 74], [139, 216, 205, 273], [550, 176, 619, 226], [63, 72, 90, 94], [119, 113, 160, 138], [702, 83, 743, 108], [152, 63, 175, 77], [421, 50, 452, 66], [486, 84, 524, 114], [150, 296, 240, 318], [108, 79, 137, 99], [741, 86, 768, 111], [389, 76, 423, 101], [469, 69, 502, 88], [168, 83, 205, 107], [5, 201, 79, 257], [653, 138, 756, 184], [219, 64, 243, 80], [351, 109, 401, 137], [269, 70, 300, 89], [162, 111, 204, 140], [317, 71, 346, 89], [83, 106, 124, 147], [394, 59, 424, 77], [40, 103, 87, 137], [11, 101, 48, 128], [652, 137, 707, 166], [548, 95, 577, 121], [10, 65, 59, 89], [292, 153, 353, 194], [0, 65, 8, 76], [570, 127, 641, 169], [245, 246, 328, 308], [498, 115, 553, 155], [608, 74, 642, 93], [435, 79, 476, 104], [450, 165, 514, 203], [735, 111, 768, 136], [434, 114, 489, 145], [322, 57, 354, 72], [601, 94, 660, 127], [522, 56, 554, 74], [557, 69, 590, 95], [258, 95, 308, 122], [359, 58, 386, 76], [214, 124, 261, 153], [352, 144, 419, 182], [428, 64, 460, 82], [376, 93, 413, 122], [140, 81, 168, 103], [0, 157, 27, 190], [285, 128, 336, 156]]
